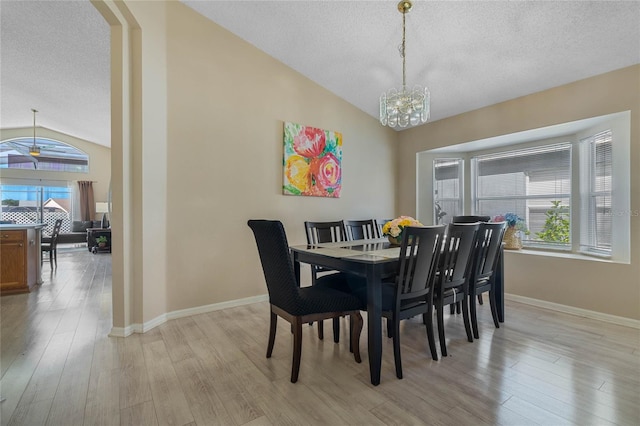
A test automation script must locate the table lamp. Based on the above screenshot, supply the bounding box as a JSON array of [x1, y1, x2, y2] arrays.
[[95, 202, 110, 228]]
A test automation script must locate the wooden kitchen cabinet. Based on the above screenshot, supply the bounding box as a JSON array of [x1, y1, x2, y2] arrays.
[[1, 225, 42, 295]]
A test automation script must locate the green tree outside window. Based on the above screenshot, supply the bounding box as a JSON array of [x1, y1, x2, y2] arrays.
[[536, 201, 570, 243]]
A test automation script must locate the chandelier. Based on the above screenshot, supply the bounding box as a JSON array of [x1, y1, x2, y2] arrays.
[[29, 108, 41, 156], [380, 1, 430, 128]]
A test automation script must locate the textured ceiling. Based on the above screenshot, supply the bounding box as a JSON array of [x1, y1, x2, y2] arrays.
[[1, 0, 111, 147], [1, 1, 639, 148]]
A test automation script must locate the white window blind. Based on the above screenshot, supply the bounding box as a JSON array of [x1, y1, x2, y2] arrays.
[[472, 143, 572, 248], [433, 158, 462, 224], [580, 130, 612, 256]]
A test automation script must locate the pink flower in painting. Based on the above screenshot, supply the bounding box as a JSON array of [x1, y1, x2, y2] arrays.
[[293, 127, 326, 158], [310, 153, 341, 195]]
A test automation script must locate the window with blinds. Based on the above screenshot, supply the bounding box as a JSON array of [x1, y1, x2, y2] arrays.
[[580, 130, 612, 256], [433, 158, 462, 225], [472, 143, 572, 249], [423, 113, 629, 262]]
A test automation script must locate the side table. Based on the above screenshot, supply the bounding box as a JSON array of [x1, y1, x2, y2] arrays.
[[86, 228, 111, 253]]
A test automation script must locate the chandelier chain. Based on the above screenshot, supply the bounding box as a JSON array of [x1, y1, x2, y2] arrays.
[[30, 108, 41, 156], [401, 7, 406, 89], [32, 109, 37, 142]]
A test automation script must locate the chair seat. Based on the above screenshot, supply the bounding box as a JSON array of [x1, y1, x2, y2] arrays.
[[293, 285, 364, 316], [310, 272, 366, 342], [353, 282, 396, 311], [314, 272, 367, 293], [439, 287, 463, 301], [473, 278, 492, 294]]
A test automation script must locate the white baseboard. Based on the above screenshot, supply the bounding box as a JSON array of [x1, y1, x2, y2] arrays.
[[109, 326, 134, 338], [505, 293, 640, 329], [109, 292, 639, 337], [109, 294, 269, 337]]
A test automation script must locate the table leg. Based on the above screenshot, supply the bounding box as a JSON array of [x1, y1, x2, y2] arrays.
[[292, 253, 301, 287], [366, 264, 382, 386]]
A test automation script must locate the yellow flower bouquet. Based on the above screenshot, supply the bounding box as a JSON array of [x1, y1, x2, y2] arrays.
[[382, 216, 423, 245]]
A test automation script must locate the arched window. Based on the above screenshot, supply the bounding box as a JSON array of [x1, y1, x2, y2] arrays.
[[0, 137, 89, 172]]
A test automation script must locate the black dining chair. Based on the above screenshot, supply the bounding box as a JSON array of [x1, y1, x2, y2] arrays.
[[304, 220, 349, 341], [345, 219, 379, 240], [304, 220, 348, 286], [451, 215, 491, 309], [434, 222, 480, 358], [375, 219, 392, 238], [41, 219, 63, 268], [452, 215, 491, 223], [359, 225, 446, 378], [469, 221, 506, 339], [248, 220, 363, 383]]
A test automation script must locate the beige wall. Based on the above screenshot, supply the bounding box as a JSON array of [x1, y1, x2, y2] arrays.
[[0, 126, 111, 206], [102, 0, 397, 329], [397, 65, 640, 320], [125, 0, 170, 331], [163, 2, 397, 312], [100, 0, 637, 330]]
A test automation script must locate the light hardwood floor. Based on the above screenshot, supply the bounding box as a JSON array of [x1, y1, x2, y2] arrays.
[[1, 249, 639, 426]]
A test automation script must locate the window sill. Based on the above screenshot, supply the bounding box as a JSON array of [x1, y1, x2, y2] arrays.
[[505, 248, 622, 264]]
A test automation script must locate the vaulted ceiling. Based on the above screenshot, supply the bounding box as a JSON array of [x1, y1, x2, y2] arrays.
[[1, 0, 638, 148]]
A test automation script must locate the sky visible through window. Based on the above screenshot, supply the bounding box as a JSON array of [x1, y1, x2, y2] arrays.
[[0, 138, 88, 172]]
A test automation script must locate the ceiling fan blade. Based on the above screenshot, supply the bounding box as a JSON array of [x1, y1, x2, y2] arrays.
[[3, 142, 39, 163]]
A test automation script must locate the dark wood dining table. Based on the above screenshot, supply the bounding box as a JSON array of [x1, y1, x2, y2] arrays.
[[290, 237, 504, 386]]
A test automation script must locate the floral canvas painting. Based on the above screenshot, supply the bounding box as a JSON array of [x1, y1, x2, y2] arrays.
[[283, 122, 342, 197]]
